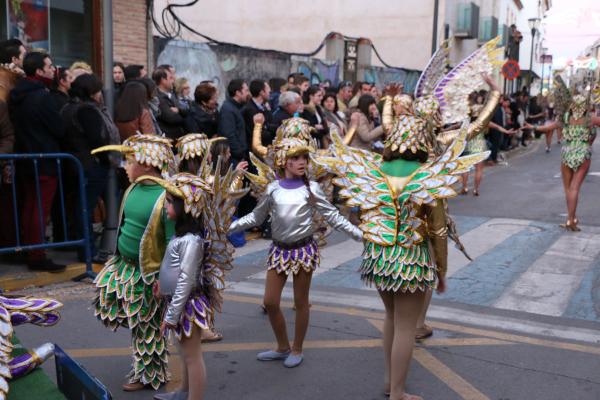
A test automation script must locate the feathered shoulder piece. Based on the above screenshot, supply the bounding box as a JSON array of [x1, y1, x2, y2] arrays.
[[314, 125, 489, 248]]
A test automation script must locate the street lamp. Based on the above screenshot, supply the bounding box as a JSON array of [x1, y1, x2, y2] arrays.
[[527, 17, 541, 92], [540, 46, 548, 93]]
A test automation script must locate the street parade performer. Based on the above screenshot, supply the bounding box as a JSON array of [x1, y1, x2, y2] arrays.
[[140, 160, 246, 400], [175, 133, 247, 344], [526, 77, 600, 231], [91, 134, 176, 391], [402, 39, 502, 340], [0, 295, 62, 399], [314, 39, 499, 399], [229, 136, 363, 369]]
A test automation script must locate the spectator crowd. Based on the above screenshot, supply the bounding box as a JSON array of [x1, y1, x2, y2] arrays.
[[0, 38, 556, 272]]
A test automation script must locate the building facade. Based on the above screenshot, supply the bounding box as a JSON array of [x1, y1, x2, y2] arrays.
[[444, 0, 552, 95], [0, 0, 150, 74], [151, 0, 446, 73]]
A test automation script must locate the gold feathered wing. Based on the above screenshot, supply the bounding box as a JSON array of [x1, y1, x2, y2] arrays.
[[397, 124, 490, 206], [433, 37, 503, 125], [314, 131, 399, 246], [244, 152, 277, 198], [315, 126, 489, 247], [202, 157, 249, 312]]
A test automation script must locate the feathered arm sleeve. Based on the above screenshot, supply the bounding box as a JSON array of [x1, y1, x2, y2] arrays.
[[425, 200, 448, 279]]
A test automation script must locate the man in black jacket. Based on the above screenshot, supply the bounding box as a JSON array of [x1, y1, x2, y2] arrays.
[[153, 67, 186, 140], [219, 79, 250, 163], [9, 52, 65, 271], [242, 79, 273, 149]]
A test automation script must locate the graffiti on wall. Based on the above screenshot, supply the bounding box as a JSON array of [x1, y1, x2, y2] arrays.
[[293, 58, 340, 85], [363, 67, 420, 93], [154, 38, 421, 99], [155, 38, 292, 103]]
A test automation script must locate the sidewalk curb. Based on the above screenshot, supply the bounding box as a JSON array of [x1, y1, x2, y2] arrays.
[[0, 263, 103, 292]]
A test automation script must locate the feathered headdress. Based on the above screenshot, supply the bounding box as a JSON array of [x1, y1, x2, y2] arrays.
[[91, 134, 175, 177], [176, 133, 226, 161], [138, 173, 213, 218]]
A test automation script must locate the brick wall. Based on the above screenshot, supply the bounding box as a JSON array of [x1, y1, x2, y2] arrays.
[[111, 0, 149, 67]]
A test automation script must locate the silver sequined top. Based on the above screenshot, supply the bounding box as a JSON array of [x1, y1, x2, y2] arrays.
[[159, 233, 205, 325], [230, 180, 362, 243]]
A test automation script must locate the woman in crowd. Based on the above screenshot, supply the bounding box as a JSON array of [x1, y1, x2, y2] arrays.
[[60, 74, 118, 260], [461, 91, 488, 196], [527, 94, 600, 231], [322, 92, 347, 137], [302, 85, 329, 148], [114, 81, 156, 139], [175, 77, 193, 113], [185, 82, 219, 137], [349, 94, 384, 151]]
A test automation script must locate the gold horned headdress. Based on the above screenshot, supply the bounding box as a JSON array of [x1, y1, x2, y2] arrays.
[[176, 133, 227, 161], [273, 137, 315, 170], [91, 134, 175, 177], [384, 114, 430, 155], [276, 117, 315, 142], [138, 173, 213, 218]]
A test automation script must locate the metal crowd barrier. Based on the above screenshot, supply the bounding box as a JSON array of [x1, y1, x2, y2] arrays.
[[0, 153, 94, 280]]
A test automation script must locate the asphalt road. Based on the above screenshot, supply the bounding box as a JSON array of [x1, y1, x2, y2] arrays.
[[450, 136, 600, 226]]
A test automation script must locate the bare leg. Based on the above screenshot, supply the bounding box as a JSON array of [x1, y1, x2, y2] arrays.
[[180, 353, 189, 392], [389, 291, 426, 400], [291, 269, 313, 354], [473, 162, 484, 194], [460, 172, 469, 193], [545, 131, 552, 150], [179, 325, 206, 400], [560, 163, 574, 224], [263, 269, 291, 352], [415, 289, 432, 329], [557, 126, 563, 143], [378, 290, 395, 394], [566, 159, 591, 225]]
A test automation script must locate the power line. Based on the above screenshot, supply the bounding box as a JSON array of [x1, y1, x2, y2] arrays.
[[148, 0, 416, 72]]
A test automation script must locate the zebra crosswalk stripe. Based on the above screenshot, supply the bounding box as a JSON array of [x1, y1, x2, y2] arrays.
[[494, 232, 600, 316]]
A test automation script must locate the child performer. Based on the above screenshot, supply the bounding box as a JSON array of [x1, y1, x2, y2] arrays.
[[146, 166, 246, 400], [91, 134, 175, 391], [175, 133, 247, 342], [229, 137, 362, 368]]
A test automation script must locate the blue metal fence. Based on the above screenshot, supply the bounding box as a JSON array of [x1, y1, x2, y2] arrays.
[[0, 153, 94, 280]]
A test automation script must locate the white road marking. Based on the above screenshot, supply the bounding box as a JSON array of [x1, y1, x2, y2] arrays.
[[494, 232, 600, 316], [447, 218, 531, 277], [226, 280, 600, 345]]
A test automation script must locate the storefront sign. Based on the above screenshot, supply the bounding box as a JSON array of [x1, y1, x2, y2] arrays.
[[8, 0, 50, 50]]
